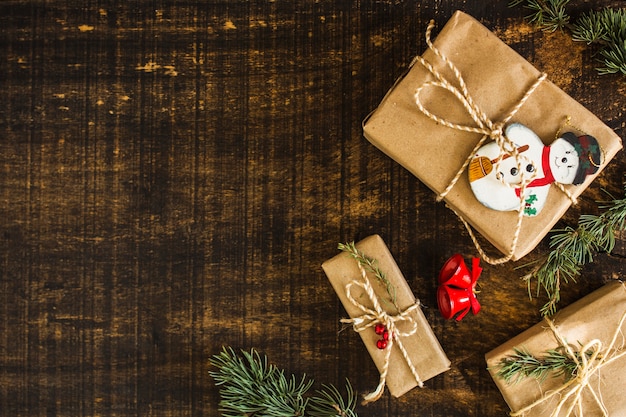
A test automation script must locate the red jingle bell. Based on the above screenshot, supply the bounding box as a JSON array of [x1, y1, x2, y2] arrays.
[[376, 339, 388, 350], [439, 253, 473, 288], [437, 254, 482, 321], [374, 323, 386, 335], [437, 285, 472, 321]]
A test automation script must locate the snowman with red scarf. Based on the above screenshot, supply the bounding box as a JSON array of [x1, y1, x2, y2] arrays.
[[468, 123, 601, 216]]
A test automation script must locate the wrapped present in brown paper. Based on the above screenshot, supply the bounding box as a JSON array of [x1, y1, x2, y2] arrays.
[[363, 11, 622, 262], [322, 234, 450, 402], [485, 281, 626, 416]]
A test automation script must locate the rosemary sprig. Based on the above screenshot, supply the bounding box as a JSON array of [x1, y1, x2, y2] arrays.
[[209, 347, 358, 417], [496, 346, 593, 384], [509, 1, 626, 75], [521, 186, 626, 316], [338, 241, 399, 311]]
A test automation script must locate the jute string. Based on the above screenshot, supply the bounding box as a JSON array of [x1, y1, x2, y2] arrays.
[[340, 261, 423, 404], [510, 310, 626, 417], [412, 20, 576, 265]]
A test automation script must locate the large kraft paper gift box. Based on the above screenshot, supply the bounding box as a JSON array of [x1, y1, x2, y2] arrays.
[[363, 11, 622, 260], [485, 281, 626, 416], [322, 234, 450, 398]]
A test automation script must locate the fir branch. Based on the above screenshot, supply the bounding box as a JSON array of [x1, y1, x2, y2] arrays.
[[510, 2, 626, 75], [521, 187, 626, 316], [338, 242, 399, 311], [572, 8, 626, 46], [209, 347, 358, 417], [209, 347, 311, 417], [598, 39, 626, 75], [571, 9, 611, 44], [572, 8, 626, 75], [509, 0, 571, 32], [496, 346, 593, 384]]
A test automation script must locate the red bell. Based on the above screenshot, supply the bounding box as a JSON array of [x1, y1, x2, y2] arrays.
[[437, 285, 472, 321], [438, 253, 473, 288], [437, 254, 482, 321]]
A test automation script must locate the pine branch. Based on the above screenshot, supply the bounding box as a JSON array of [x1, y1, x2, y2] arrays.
[[572, 8, 626, 46], [338, 242, 399, 311], [572, 8, 626, 75], [308, 382, 358, 417], [598, 39, 626, 76], [521, 186, 626, 316], [496, 346, 593, 384], [510, 2, 626, 75], [209, 347, 358, 417], [509, 0, 571, 32]]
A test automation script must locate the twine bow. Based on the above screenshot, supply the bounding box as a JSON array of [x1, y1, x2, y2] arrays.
[[510, 311, 626, 417], [340, 261, 423, 404], [412, 20, 576, 265]]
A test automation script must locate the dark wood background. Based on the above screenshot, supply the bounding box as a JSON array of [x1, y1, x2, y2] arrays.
[[1, 1, 625, 416]]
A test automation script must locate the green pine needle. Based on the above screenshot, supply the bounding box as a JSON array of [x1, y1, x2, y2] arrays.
[[496, 346, 592, 384], [521, 184, 626, 316], [209, 347, 358, 417]]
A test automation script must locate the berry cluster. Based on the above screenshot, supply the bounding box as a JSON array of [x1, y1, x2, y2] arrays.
[[374, 323, 391, 349]]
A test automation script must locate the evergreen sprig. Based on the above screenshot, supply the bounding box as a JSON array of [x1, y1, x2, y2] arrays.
[[209, 347, 358, 417], [509, 1, 626, 75], [496, 346, 593, 384], [521, 185, 626, 316], [572, 8, 626, 75], [338, 242, 398, 311], [308, 383, 358, 417], [509, 0, 571, 32]]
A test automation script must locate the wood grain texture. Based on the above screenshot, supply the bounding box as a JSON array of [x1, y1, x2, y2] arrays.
[[0, 1, 624, 416]]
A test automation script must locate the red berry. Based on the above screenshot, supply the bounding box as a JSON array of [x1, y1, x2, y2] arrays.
[[374, 323, 386, 335], [382, 330, 390, 341], [376, 339, 388, 349]]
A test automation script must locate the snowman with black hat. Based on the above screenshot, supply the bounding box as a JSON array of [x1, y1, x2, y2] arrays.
[[468, 123, 602, 216]]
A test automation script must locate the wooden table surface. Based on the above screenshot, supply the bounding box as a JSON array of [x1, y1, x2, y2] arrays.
[[1, 1, 625, 416]]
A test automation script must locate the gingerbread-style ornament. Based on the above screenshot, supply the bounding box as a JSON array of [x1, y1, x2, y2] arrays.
[[469, 123, 601, 216]]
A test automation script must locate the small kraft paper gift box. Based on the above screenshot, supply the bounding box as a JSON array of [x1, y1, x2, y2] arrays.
[[363, 11, 622, 262], [485, 281, 626, 416], [322, 234, 450, 402]]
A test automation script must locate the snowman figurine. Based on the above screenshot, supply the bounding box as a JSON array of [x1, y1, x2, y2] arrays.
[[468, 123, 601, 216]]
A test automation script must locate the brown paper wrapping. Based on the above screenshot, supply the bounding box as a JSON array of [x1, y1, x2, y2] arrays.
[[363, 11, 622, 260], [485, 281, 626, 416], [321, 234, 450, 398]]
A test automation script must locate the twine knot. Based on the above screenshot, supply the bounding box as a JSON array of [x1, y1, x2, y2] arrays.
[[340, 261, 423, 404], [489, 123, 504, 142]]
